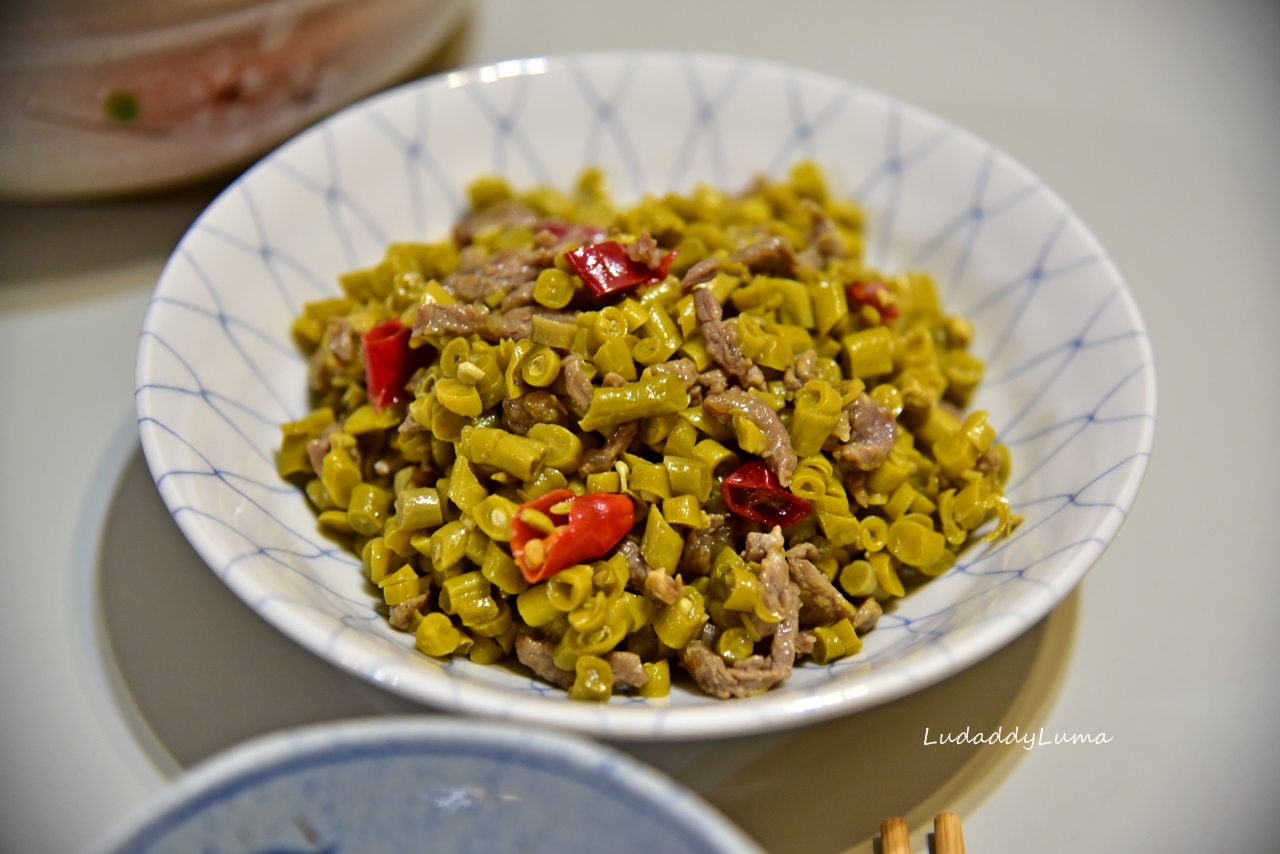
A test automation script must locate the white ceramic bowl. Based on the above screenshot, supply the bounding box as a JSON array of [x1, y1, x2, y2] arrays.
[[136, 51, 1155, 739], [87, 718, 765, 854]]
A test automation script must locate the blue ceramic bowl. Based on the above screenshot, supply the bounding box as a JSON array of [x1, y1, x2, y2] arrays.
[[87, 718, 765, 854]]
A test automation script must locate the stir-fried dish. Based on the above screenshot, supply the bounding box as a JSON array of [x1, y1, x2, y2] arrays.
[[278, 163, 1020, 700]]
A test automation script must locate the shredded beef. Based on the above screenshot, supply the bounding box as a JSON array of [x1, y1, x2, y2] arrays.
[[796, 349, 819, 382], [398, 413, 426, 437], [616, 539, 653, 590], [388, 594, 427, 631], [562, 353, 595, 413], [413, 303, 490, 339], [499, 279, 538, 312], [601, 372, 629, 388], [783, 349, 818, 391], [852, 597, 882, 632], [693, 288, 765, 390], [305, 437, 327, 478], [441, 266, 525, 304], [578, 420, 638, 477], [793, 200, 842, 270], [482, 306, 576, 342], [976, 448, 1002, 475], [729, 236, 798, 278], [769, 579, 802, 672], [442, 247, 542, 304], [832, 393, 898, 470], [650, 358, 700, 391], [698, 369, 728, 396], [785, 543, 856, 622], [680, 257, 721, 292], [457, 244, 487, 273], [626, 232, 664, 269], [515, 634, 575, 689], [746, 527, 790, 620], [644, 570, 683, 605], [307, 422, 342, 476], [803, 199, 844, 263], [844, 468, 870, 508], [502, 391, 569, 436], [327, 316, 354, 364], [679, 572, 800, 699], [703, 388, 798, 487], [605, 651, 649, 687], [796, 631, 817, 657], [681, 642, 778, 699]]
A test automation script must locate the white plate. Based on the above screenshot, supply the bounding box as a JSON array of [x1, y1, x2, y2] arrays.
[[135, 51, 1155, 739], [87, 717, 765, 854]]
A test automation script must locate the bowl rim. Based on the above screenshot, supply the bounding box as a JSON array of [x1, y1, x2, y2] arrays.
[[135, 48, 1156, 740], [86, 716, 767, 854]]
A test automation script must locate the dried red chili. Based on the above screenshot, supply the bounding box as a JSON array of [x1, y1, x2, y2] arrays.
[[361, 318, 415, 411], [510, 488, 635, 584], [563, 240, 674, 299], [848, 281, 899, 321], [721, 461, 811, 527]]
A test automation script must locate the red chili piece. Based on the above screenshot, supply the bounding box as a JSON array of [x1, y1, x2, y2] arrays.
[[848, 281, 900, 321], [563, 240, 674, 299], [361, 318, 415, 411], [721, 461, 812, 528], [510, 488, 635, 584]]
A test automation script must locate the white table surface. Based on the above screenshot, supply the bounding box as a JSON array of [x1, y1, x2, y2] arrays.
[[3, 1, 1278, 851]]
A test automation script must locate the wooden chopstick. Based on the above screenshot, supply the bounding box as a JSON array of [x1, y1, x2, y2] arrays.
[[879, 817, 910, 854], [877, 812, 967, 854], [934, 812, 966, 854]]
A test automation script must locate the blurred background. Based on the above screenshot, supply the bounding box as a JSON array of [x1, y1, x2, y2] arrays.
[[2, 1, 1278, 852]]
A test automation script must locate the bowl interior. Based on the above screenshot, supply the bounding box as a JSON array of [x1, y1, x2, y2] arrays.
[[136, 51, 1154, 739]]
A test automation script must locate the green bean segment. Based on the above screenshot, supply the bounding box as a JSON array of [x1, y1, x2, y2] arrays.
[[569, 655, 614, 702], [521, 345, 562, 387], [578, 373, 690, 432], [469, 427, 549, 481], [346, 483, 391, 536], [533, 268, 575, 309]]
